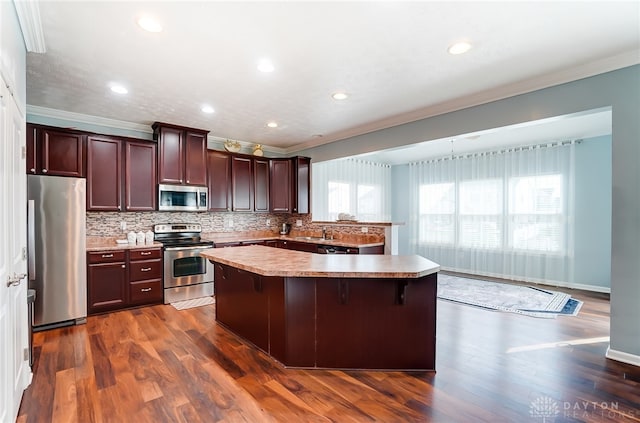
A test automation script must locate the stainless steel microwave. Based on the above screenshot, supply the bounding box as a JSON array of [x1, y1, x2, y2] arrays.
[[158, 184, 208, 211]]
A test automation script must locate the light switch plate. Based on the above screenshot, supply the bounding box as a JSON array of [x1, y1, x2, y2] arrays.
[[296, 219, 302, 226], [361, 227, 368, 233], [266, 219, 271, 226]]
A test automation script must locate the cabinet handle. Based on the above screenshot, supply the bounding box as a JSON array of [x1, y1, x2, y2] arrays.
[[395, 280, 409, 305], [121, 265, 126, 268], [140, 267, 152, 272], [338, 280, 349, 305], [30, 168, 35, 172], [42, 169, 48, 173], [140, 251, 151, 255], [140, 287, 152, 292], [102, 254, 114, 258], [186, 180, 190, 183]]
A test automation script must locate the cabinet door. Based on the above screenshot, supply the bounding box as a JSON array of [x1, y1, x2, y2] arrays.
[[231, 156, 253, 211], [207, 150, 231, 211], [214, 264, 269, 351], [293, 157, 310, 214], [87, 261, 127, 314], [157, 126, 184, 184], [41, 128, 85, 177], [26, 124, 37, 174], [87, 136, 122, 211], [125, 141, 157, 211], [253, 158, 270, 212], [184, 131, 208, 186], [269, 158, 291, 212]]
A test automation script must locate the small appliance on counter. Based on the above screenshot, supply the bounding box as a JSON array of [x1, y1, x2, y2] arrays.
[[280, 223, 291, 235]]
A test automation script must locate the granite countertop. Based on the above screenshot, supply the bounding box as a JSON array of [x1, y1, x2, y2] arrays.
[[200, 245, 439, 278], [201, 231, 385, 248], [86, 237, 163, 252]]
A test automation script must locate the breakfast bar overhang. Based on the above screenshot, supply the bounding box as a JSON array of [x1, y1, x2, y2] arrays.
[[201, 245, 440, 371]]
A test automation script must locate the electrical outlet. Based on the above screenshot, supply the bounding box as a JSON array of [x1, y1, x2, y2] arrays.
[[266, 219, 271, 226], [121, 221, 127, 231], [228, 219, 234, 228], [296, 219, 302, 227], [361, 226, 368, 233]]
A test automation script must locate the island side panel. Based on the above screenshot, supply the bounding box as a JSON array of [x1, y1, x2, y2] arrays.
[[316, 274, 437, 370], [281, 278, 316, 367]]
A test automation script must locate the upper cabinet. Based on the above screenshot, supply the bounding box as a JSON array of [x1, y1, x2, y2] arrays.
[[292, 156, 311, 214], [253, 158, 270, 212], [27, 124, 86, 177], [153, 122, 208, 186], [87, 135, 122, 211], [231, 156, 253, 211], [270, 158, 291, 212], [207, 150, 232, 212], [125, 141, 157, 211]]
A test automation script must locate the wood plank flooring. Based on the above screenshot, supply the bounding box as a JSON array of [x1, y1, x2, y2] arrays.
[[17, 279, 640, 422]]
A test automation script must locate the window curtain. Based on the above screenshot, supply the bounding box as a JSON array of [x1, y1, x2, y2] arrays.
[[312, 158, 391, 222], [408, 141, 576, 285]]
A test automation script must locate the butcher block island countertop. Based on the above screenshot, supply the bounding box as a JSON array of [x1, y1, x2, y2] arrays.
[[201, 245, 440, 371]]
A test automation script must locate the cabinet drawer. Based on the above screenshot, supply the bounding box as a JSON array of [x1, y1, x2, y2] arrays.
[[129, 280, 163, 304], [129, 258, 162, 281], [130, 248, 162, 260], [88, 250, 126, 264]]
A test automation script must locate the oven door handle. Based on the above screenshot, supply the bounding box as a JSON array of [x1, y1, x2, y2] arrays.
[[164, 245, 213, 251]]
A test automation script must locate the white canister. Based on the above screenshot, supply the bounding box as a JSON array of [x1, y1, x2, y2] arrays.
[[127, 231, 136, 244], [145, 230, 154, 244], [136, 231, 145, 244]]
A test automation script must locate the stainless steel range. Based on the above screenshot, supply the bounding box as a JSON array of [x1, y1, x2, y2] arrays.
[[154, 223, 214, 304]]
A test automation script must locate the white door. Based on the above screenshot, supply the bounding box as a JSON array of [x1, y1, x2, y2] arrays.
[[0, 73, 30, 422]]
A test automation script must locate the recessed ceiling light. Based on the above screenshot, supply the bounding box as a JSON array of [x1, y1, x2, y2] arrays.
[[267, 122, 278, 128], [201, 105, 215, 114], [137, 16, 163, 33], [448, 41, 472, 55], [110, 84, 128, 94], [332, 92, 348, 100], [257, 59, 275, 73]]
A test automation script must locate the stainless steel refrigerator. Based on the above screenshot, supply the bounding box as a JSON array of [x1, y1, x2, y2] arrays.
[[27, 175, 87, 329]]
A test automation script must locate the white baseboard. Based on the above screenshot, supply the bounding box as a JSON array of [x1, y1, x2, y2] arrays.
[[606, 347, 640, 366]]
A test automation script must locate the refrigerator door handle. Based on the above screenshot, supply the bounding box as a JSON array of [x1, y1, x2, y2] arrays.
[[28, 199, 36, 281]]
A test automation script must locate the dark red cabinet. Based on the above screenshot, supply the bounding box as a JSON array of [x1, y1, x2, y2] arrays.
[[253, 158, 270, 212], [153, 122, 208, 186], [87, 251, 127, 314], [293, 156, 311, 214], [231, 156, 253, 211], [87, 136, 122, 211], [26, 124, 86, 177], [185, 131, 208, 186], [270, 159, 291, 212], [125, 141, 157, 211], [207, 150, 232, 212]]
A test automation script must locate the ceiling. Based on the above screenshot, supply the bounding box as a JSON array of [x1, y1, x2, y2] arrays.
[[25, 1, 639, 154]]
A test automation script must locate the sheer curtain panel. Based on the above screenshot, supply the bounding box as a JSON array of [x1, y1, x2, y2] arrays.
[[312, 158, 391, 222], [409, 142, 576, 285]]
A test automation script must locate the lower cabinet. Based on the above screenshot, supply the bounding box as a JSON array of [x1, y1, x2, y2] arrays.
[[87, 247, 163, 315]]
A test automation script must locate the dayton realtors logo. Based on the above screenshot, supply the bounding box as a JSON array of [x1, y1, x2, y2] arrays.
[[530, 396, 633, 421]]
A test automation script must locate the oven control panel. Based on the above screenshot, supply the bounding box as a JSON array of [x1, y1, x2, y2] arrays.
[[154, 223, 202, 234]]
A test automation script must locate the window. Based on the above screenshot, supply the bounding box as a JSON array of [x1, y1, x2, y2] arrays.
[[419, 183, 455, 244], [312, 159, 391, 221], [459, 179, 502, 249], [508, 174, 563, 252]]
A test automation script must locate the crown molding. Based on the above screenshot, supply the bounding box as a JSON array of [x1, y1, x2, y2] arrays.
[[26, 105, 153, 133], [13, 0, 46, 53], [285, 50, 640, 155]]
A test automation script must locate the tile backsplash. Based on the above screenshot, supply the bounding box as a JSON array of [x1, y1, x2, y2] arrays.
[[86, 211, 385, 240]]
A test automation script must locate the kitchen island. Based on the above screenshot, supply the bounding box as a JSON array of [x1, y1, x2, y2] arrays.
[[201, 245, 440, 371]]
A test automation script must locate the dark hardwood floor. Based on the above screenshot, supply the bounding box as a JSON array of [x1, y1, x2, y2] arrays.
[[17, 278, 640, 422]]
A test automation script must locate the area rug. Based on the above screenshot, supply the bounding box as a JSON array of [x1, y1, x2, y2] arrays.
[[171, 296, 215, 311], [437, 274, 580, 318]]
